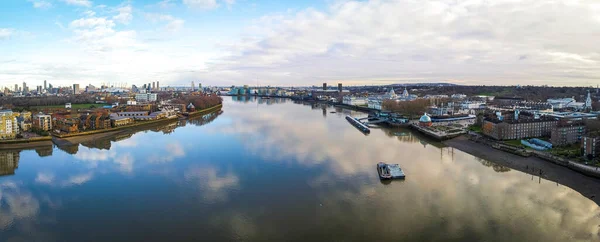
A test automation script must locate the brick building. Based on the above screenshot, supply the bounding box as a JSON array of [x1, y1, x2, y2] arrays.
[[550, 120, 586, 146], [482, 110, 557, 140]]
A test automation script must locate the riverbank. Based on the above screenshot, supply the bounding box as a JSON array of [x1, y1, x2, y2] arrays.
[[445, 135, 600, 205], [0, 138, 53, 149], [185, 103, 223, 116], [1, 104, 222, 149], [53, 103, 222, 138]]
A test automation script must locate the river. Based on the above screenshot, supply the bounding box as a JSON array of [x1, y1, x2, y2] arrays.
[[0, 97, 599, 241]]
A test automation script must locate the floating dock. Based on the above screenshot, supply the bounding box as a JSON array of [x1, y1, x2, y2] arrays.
[[387, 164, 406, 179], [346, 115, 370, 133]]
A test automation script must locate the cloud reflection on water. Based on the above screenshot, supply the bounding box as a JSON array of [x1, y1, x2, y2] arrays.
[[211, 98, 600, 241], [184, 166, 239, 203]]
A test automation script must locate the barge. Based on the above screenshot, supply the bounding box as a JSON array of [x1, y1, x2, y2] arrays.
[[345, 115, 370, 133], [377, 162, 405, 179]]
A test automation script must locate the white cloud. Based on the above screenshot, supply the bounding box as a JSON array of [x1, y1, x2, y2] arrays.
[[113, 5, 133, 24], [223, 0, 234, 7], [196, 0, 600, 86], [4, 0, 600, 87], [182, 0, 219, 10], [84, 10, 96, 17], [145, 13, 185, 32], [69, 17, 114, 29], [28, 0, 52, 9], [156, 0, 175, 9], [68, 16, 140, 52], [0, 28, 12, 40], [61, 0, 92, 7]]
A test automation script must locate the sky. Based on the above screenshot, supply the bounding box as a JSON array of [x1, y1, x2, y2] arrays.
[[0, 0, 599, 88]]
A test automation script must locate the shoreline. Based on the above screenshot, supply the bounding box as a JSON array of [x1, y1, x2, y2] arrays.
[[444, 135, 600, 206], [0, 104, 222, 150]]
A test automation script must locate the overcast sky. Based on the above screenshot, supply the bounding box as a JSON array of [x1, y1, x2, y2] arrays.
[[1, 0, 599, 88]]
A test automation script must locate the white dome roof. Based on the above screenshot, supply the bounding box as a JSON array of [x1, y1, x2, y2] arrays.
[[419, 113, 431, 123]]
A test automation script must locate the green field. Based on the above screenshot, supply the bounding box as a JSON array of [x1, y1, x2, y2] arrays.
[[504, 139, 524, 147], [29, 103, 101, 110]]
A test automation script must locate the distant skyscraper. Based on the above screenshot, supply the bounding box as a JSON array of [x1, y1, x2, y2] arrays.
[[14, 84, 18, 92], [191, 81, 195, 91], [22, 82, 27, 93], [338, 83, 342, 92], [152, 82, 155, 90], [156, 81, 159, 91], [44, 80, 47, 90], [323, 83, 327, 91], [73, 84, 80, 95], [37, 86, 42, 93]]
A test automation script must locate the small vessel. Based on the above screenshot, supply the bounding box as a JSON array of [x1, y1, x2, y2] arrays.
[[346, 115, 370, 133], [387, 164, 406, 179], [377, 162, 392, 180], [330, 111, 336, 113], [261, 96, 271, 99]]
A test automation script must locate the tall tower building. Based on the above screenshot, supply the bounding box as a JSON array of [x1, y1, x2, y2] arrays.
[[44, 80, 47, 90], [323, 83, 327, 91], [14, 84, 18, 92], [73, 84, 80, 94], [191, 81, 195, 91], [22, 82, 27, 93], [152, 82, 155, 90], [338, 83, 342, 92], [586, 90, 592, 110], [156, 81, 159, 91]]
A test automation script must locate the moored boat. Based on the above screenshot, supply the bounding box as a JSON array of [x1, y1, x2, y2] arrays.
[[377, 162, 392, 179], [387, 164, 406, 179]]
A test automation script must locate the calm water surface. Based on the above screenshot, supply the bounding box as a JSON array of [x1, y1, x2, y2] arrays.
[[1, 97, 599, 242]]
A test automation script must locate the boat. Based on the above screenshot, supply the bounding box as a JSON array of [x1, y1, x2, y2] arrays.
[[261, 96, 271, 99], [387, 164, 406, 179], [346, 115, 370, 133], [377, 162, 392, 179], [330, 111, 337, 113]]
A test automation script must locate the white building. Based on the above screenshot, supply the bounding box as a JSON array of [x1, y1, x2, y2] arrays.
[[368, 98, 383, 110], [423, 94, 449, 99], [127, 100, 137, 105], [451, 94, 467, 99], [460, 101, 485, 109], [547, 98, 576, 109], [135, 93, 158, 102], [343, 96, 368, 106], [65, 103, 72, 109]]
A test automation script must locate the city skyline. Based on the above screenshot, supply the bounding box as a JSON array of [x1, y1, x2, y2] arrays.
[[1, 0, 600, 87]]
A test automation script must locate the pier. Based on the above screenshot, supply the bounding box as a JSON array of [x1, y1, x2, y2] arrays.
[[410, 124, 466, 141]]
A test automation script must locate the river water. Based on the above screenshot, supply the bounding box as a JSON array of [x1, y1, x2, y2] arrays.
[[1, 97, 599, 242]]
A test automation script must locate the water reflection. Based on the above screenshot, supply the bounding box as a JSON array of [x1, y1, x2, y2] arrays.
[[184, 165, 240, 203], [0, 99, 599, 241], [0, 151, 19, 176]]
